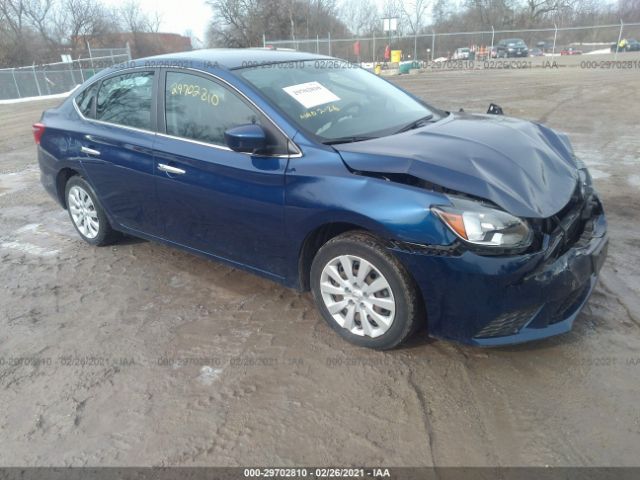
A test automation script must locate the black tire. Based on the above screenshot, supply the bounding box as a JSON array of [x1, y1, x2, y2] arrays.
[[310, 231, 424, 350], [64, 175, 120, 246]]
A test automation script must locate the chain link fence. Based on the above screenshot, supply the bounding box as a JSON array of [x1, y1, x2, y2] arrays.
[[265, 22, 640, 64], [0, 47, 130, 101]]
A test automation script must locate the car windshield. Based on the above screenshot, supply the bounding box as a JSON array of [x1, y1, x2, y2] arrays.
[[236, 60, 440, 143], [506, 39, 525, 46]]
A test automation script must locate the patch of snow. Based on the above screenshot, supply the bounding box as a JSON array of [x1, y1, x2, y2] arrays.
[[585, 48, 613, 55], [0, 87, 78, 105], [198, 365, 222, 385], [0, 241, 58, 257], [628, 175, 640, 188]]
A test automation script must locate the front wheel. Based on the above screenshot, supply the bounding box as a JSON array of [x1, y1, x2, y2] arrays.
[[310, 231, 424, 349]]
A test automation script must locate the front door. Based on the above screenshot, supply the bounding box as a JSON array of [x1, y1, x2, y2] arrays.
[[153, 70, 291, 278]]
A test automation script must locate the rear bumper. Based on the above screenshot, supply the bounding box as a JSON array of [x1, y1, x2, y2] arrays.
[[393, 211, 608, 346], [38, 145, 63, 206]]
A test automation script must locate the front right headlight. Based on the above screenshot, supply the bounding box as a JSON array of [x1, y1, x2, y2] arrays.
[[432, 197, 533, 250]]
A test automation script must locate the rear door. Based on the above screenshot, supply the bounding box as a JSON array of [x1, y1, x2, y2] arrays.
[[77, 69, 159, 235], [152, 69, 293, 278]]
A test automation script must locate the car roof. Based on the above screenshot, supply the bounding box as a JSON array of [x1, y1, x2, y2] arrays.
[[139, 48, 332, 70]]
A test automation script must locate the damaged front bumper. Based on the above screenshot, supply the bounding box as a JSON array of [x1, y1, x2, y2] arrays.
[[392, 208, 608, 347]]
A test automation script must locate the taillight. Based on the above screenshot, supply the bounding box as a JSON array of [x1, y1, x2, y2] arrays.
[[32, 123, 46, 144]]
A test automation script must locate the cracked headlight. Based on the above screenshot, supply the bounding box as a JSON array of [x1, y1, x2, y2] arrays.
[[432, 198, 533, 249]]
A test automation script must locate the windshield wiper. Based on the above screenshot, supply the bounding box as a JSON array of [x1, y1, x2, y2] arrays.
[[323, 136, 377, 145], [394, 114, 434, 134]]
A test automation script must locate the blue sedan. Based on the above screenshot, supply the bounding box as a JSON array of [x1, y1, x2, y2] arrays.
[[34, 49, 608, 349]]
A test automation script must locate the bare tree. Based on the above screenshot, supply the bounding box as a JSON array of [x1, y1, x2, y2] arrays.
[[618, 0, 640, 21], [118, 0, 164, 56], [462, 0, 517, 28], [523, 0, 576, 24], [402, 0, 430, 35], [340, 0, 378, 35], [207, 0, 348, 47], [206, 0, 258, 47], [119, 0, 160, 33], [46, 0, 112, 56], [0, 0, 27, 37], [23, 0, 56, 45]]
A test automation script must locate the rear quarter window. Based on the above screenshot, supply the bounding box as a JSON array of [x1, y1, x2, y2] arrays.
[[74, 83, 99, 118], [95, 71, 154, 130]]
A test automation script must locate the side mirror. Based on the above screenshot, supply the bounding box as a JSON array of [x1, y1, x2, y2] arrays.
[[224, 124, 267, 153], [487, 103, 504, 115]]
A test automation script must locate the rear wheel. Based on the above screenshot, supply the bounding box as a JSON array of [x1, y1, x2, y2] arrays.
[[65, 176, 119, 246], [310, 231, 423, 349]]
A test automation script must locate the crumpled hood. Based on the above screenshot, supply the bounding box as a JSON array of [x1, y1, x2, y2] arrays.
[[334, 113, 579, 218]]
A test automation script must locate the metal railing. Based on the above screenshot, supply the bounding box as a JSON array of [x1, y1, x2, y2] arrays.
[[265, 21, 640, 64], [0, 46, 131, 101]]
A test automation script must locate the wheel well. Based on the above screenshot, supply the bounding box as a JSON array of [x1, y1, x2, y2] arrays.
[[298, 222, 373, 291], [56, 168, 80, 208]]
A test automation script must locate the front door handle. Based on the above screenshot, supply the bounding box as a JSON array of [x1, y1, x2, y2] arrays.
[[158, 163, 186, 175], [81, 146, 101, 156]]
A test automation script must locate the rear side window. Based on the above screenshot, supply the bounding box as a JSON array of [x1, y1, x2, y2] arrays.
[[165, 71, 261, 147], [96, 72, 154, 130], [75, 83, 99, 118]]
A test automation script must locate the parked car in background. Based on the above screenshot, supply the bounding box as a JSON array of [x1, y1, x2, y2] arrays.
[[529, 48, 544, 57], [452, 47, 471, 60], [34, 49, 608, 349], [496, 38, 529, 57], [610, 39, 640, 52], [561, 47, 583, 55]]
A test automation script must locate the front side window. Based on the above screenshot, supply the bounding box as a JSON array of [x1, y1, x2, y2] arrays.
[[96, 71, 154, 130], [237, 60, 441, 143], [165, 71, 262, 147]]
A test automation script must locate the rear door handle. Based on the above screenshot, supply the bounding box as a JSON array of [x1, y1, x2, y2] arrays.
[[158, 163, 186, 175], [81, 146, 101, 156]]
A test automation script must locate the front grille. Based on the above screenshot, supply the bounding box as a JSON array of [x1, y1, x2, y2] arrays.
[[532, 181, 600, 259], [542, 182, 584, 234], [474, 308, 537, 339]]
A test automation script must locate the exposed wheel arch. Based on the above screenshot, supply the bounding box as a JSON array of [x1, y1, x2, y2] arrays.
[[56, 168, 81, 208], [298, 222, 395, 292], [299, 223, 365, 291]]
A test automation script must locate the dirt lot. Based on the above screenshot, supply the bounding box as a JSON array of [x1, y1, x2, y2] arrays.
[[1, 58, 639, 467]]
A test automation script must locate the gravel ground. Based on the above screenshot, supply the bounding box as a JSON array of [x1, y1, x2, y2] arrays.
[[0, 57, 639, 467]]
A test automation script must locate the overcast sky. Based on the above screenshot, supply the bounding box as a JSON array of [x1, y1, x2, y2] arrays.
[[106, 0, 212, 44]]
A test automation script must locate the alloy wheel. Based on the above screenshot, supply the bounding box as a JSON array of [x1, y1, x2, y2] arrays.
[[68, 185, 100, 239]]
